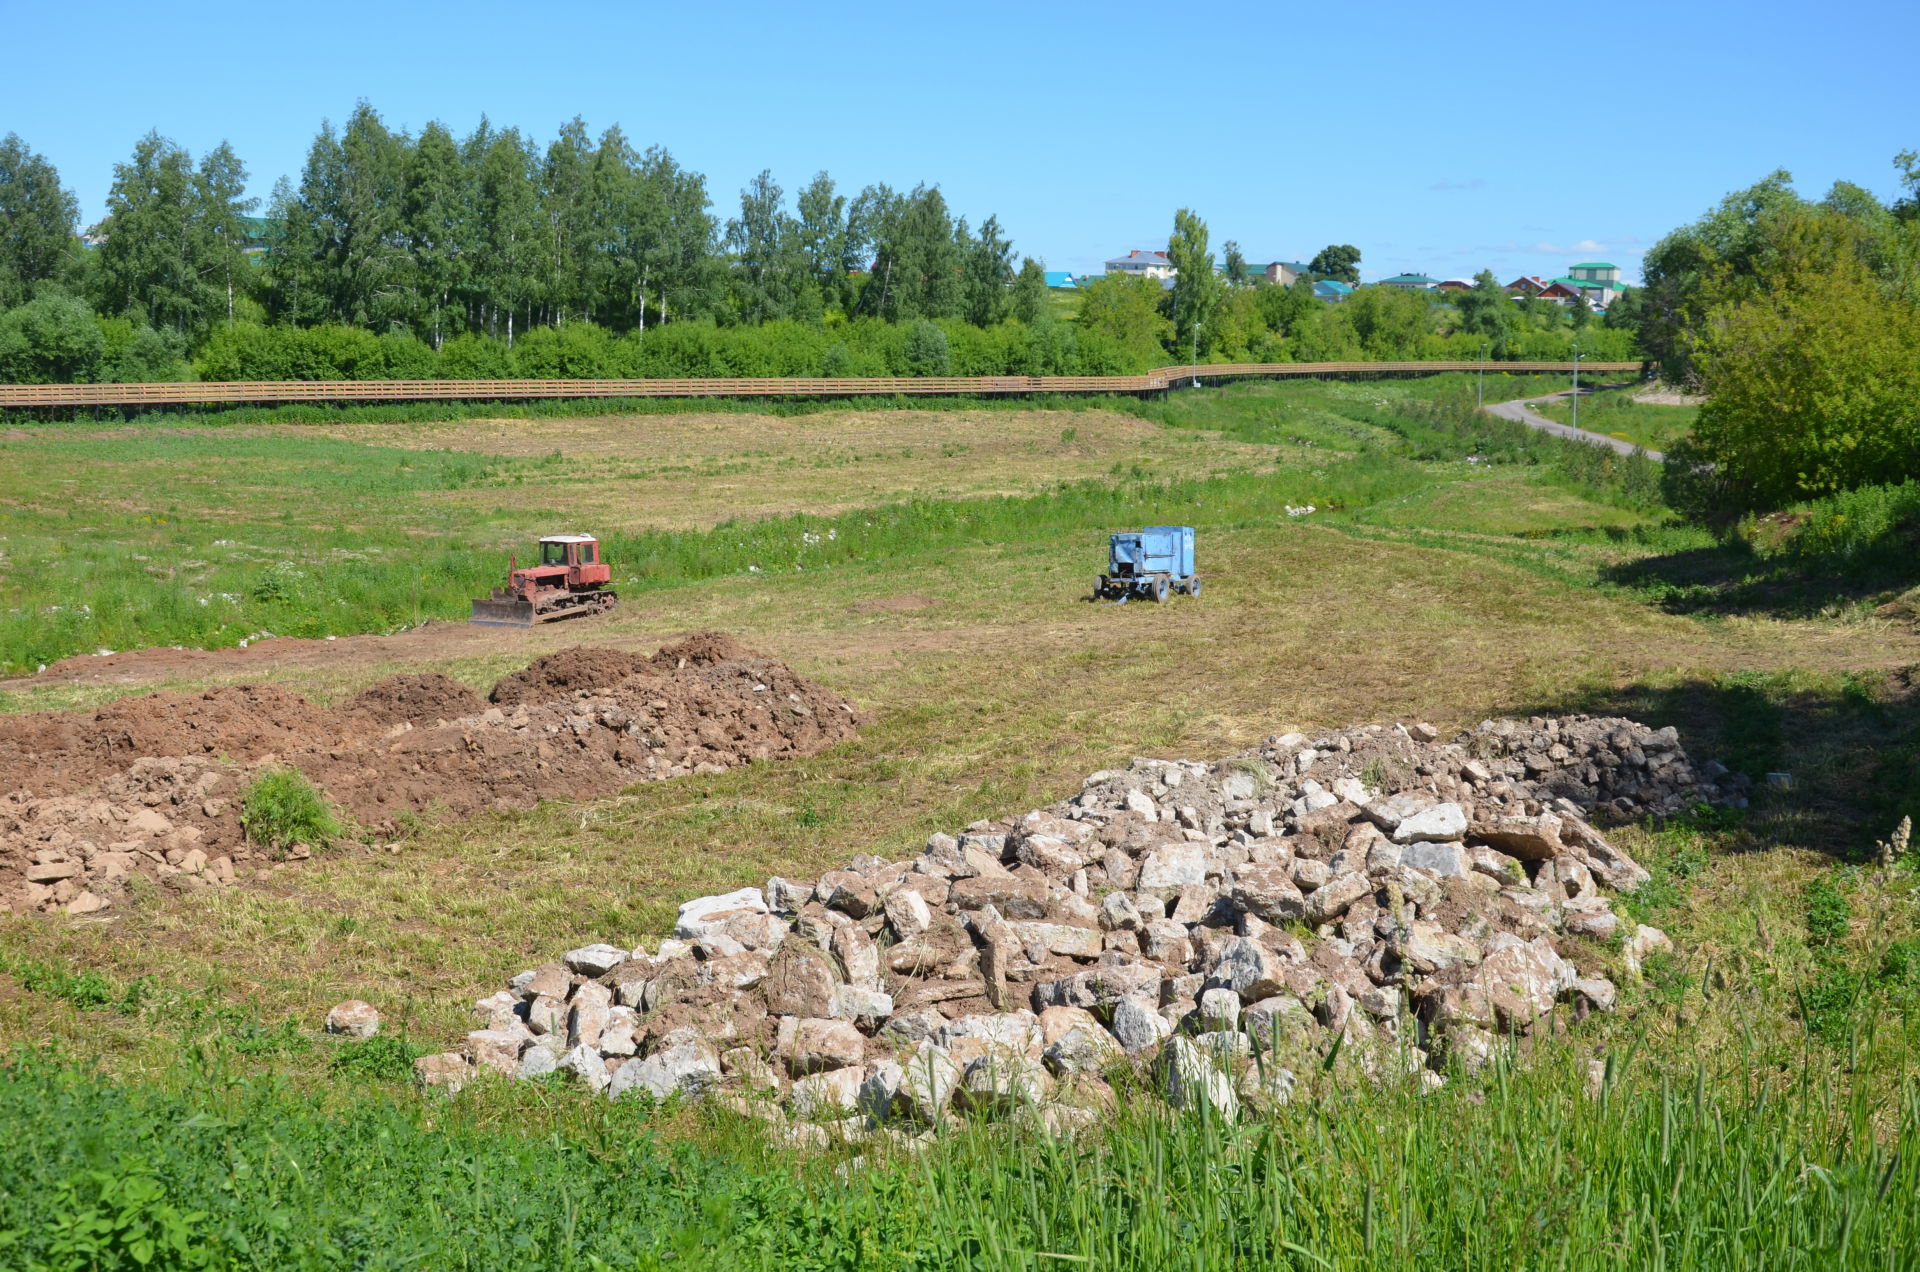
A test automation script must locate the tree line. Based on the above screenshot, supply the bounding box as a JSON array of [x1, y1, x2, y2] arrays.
[[0, 110, 1629, 386]]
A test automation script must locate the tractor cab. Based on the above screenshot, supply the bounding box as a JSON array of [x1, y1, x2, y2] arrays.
[[539, 536, 598, 568], [516, 535, 605, 591]]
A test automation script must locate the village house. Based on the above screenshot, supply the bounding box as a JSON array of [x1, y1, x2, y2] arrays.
[[1104, 249, 1176, 280]]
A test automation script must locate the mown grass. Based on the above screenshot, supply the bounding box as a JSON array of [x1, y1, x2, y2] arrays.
[[0, 375, 1658, 676], [2, 376, 1918, 1267]]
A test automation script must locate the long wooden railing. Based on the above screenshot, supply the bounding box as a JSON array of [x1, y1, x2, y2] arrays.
[[0, 361, 1643, 410]]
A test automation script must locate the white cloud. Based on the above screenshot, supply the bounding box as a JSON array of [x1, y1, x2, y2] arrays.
[[1429, 177, 1488, 192]]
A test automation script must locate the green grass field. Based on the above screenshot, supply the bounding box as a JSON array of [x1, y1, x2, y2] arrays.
[[1533, 392, 1698, 454], [1, 375, 1917, 1269]]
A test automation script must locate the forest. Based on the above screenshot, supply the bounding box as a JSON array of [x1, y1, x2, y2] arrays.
[[0, 107, 1627, 384]]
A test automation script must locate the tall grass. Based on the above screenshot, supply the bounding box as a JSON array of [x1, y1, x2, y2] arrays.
[[0, 1040, 1910, 1270]]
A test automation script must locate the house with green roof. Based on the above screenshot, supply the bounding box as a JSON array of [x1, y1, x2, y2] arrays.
[[1554, 261, 1628, 309], [1376, 273, 1439, 290]]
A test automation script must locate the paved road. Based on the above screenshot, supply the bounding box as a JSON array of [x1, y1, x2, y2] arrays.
[[1486, 387, 1662, 461]]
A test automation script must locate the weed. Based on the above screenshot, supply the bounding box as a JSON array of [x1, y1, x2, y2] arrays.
[[238, 766, 344, 855], [1806, 874, 1853, 947], [329, 1034, 425, 1080]]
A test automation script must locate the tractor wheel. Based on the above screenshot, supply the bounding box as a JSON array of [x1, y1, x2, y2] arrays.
[[1152, 577, 1170, 603], [1188, 578, 1202, 598], [1094, 577, 1108, 600]]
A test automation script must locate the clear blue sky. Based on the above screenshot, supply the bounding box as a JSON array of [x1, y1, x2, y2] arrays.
[[7, 0, 1916, 284]]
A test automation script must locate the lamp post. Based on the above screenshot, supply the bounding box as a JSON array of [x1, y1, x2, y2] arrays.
[[1191, 319, 1202, 389], [1571, 345, 1583, 433]]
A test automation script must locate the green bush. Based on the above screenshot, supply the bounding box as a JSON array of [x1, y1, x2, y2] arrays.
[[902, 319, 950, 375], [237, 766, 344, 854], [0, 295, 106, 383]]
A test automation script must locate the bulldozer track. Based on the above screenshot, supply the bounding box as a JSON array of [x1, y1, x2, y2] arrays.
[[0, 361, 1643, 410]]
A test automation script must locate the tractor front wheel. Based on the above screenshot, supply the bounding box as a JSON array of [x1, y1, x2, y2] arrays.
[[1152, 578, 1170, 603], [1187, 578, 1202, 598]]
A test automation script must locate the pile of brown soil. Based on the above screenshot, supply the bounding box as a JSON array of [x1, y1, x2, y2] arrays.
[[348, 673, 486, 726], [488, 648, 654, 707], [2, 635, 860, 918]]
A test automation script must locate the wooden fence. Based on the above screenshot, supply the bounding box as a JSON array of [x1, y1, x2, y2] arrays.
[[0, 361, 1644, 410]]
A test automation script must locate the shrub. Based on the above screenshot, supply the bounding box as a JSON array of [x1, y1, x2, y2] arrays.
[[903, 320, 951, 375], [0, 294, 106, 383], [238, 766, 344, 854]]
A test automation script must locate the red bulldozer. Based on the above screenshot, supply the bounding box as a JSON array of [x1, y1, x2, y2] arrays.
[[470, 534, 619, 627]]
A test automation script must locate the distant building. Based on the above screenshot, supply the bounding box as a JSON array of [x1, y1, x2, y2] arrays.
[[1265, 260, 1314, 286], [1436, 278, 1475, 293], [1376, 273, 1440, 290], [1105, 249, 1176, 280], [1312, 279, 1354, 302], [1043, 270, 1087, 289], [1505, 275, 1550, 298], [1553, 261, 1627, 308]]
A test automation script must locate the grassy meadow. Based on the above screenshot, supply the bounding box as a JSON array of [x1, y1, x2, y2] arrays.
[[1, 374, 1918, 1268], [1532, 391, 1698, 454]]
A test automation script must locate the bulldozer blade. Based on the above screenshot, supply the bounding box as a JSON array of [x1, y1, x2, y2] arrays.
[[469, 595, 539, 627]]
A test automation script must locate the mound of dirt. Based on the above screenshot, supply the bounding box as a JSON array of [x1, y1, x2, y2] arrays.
[[349, 674, 486, 726], [0, 685, 345, 802], [3, 637, 860, 918], [650, 630, 758, 667], [488, 648, 654, 707]]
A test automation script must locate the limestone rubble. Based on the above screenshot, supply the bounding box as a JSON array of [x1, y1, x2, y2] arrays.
[[420, 715, 1737, 1126]]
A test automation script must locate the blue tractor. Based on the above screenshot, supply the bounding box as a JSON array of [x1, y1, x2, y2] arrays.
[[1095, 525, 1200, 602]]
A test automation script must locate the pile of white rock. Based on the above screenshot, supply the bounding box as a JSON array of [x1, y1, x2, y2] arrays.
[[413, 717, 1707, 1131]]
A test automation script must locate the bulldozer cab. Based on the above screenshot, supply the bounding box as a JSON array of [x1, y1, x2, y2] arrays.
[[538, 536, 598, 568]]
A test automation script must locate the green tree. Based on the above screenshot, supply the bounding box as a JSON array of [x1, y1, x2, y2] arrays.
[[542, 116, 596, 324], [403, 121, 472, 348], [272, 105, 411, 330], [1343, 284, 1428, 357], [1308, 244, 1361, 285], [474, 125, 543, 343], [196, 141, 256, 327], [1255, 279, 1321, 337], [1010, 256, 1048, 325], [868, 185, 960, 322], [1075, 273, 1172, 369], [1686, 208, 1920, 511], [0, 134, 79, 309], [1454, 268, 1513, 354], [794, 172, 847, 308], [1223, 240, 1248, 286], [99, 132, 251, 339], [1166, 208, 1222, 354], [1636, 170, 1808, 383], [726, 169, 813, 325], [961, 213, 1013, 327]]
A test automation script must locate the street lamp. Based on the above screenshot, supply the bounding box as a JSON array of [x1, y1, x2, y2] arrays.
[[1571, 345, 1583, 433], [1191, 320, 1203, 389]]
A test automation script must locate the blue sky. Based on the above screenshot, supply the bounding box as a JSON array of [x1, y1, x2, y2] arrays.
[[7, 0, 1915, 284]]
